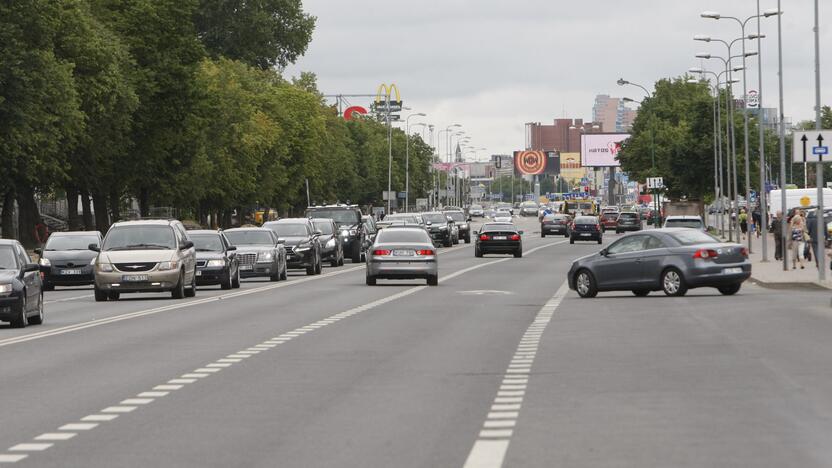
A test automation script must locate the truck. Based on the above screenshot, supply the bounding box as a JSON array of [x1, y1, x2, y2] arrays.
[[661, 199, 705, 220], [768, 188, 832, 212]]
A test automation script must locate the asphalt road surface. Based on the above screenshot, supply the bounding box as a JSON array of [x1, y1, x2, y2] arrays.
[[3, 217, 832, 467]]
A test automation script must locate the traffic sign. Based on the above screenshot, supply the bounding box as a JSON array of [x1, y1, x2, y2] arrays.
[[792, 130, 832, 163], [646, 177, 664, 189]]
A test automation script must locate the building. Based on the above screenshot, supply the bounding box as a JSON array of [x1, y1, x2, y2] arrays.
[[592, 95, 637, 133], [525, 119, 604, 153]]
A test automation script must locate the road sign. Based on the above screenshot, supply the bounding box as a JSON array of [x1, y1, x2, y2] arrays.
[[646, 177, 664, 189], [792, 130, 832, 163], [746, 90, 759, 109]]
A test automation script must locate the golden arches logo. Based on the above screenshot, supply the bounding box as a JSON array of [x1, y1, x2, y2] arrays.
[[375, 83, 401, 104]]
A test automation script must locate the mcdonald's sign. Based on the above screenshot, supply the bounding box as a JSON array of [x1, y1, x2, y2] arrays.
[[374, 83, 402, 113]]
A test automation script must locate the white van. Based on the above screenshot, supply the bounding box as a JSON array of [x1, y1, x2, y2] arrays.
[[768, 188, 832, 212]]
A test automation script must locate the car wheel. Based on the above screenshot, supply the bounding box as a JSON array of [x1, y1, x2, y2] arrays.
[[427, 275, 438, 286], [171, 272, 186, 299], [94, 287, 108, 302], [108, 292, 120, 301], [365, 274, 376, 286], [306, 262, 316, 275], [330, 256, 339, 268], [632, 289, 650, 297], [464, 235, 471, 244], [184, 270, 197, 297], [569, 237, 575, 244], [597, 238, 602, 244], [575, 270, 598, 298], [222, 269, 234, 289], [43, 283, 54, 292], [232, 267, 241, 288], [315, 252, 323, 275], [280, 257, 288, 280], [11, 294, 28, 328], [541, 232, 546, 238], [717, 283, 741, 295], [475, 246, 483, 258], [29, 293, 44, 325], [514, 248, 523, 258], [351, 244, 362, 263], [661, 268, 687, 297]]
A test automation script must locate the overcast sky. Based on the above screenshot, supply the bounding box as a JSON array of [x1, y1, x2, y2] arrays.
[[284, 0, 830, 159]]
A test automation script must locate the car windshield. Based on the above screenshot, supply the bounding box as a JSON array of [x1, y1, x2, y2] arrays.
[[0, 246, 17, 269], [312, 220, 334, 235], [666, 219, 703, 229], [521, 202, 537, 208], [575, 217, 597, 224], [376, 229, 430, 243], [225, 230, 273, 245], [444, 212, 465, 222], [191, 234, 224, 252], [306, 209, 361, 225], [45, 234, 100, 250], [423, 213, 448, 224], [602, 213, 618, 219], [102, 226, 176, 251], [482, 224, 516, 233], [269, 224, 309, 237], [386, 214, 419, 223], [669, 230, 720, 245]]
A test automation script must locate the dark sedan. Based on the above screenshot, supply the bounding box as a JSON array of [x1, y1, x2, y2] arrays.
[[0, 239, 44, 328], [567, 228, 751, 298], [312, 218, 344, 267], [422, 212, 455, 247], [223, 228, 287, 281], [541, 214, 571, 238], [569, 216, 603, 244], [35, 231, 102, 290], [615, 211, 642, 233], [264, 219, 322, 275], [190, 230, 241, 289], [475, 223, 523, 258]]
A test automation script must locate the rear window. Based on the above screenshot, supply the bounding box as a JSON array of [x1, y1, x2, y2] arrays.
[[602, 213, 618, 219], [619, 213, 638, 219], [575, 217, 597, 224], [668, 230, 720, 245], [665, 219, 703, 229], [481, 224, 516, 233], [376, 229, 430, 243]]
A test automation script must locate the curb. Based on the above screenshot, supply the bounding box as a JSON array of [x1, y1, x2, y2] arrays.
[[749, 276, 832, 291]]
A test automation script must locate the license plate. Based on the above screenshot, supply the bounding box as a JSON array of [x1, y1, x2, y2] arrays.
[[724, 267, 743, 274], [122, 274, 148, 282], [61, 269, 82, 275], [581, 233, 591, 236], [393, 250, 414, 256], [493, 236, 507, 240], [195, 270, 202, 276], [239, 265, 253, 271]]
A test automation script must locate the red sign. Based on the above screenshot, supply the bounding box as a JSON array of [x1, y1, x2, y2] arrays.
[[514, 151, 546, 175], [343, 106, 367, 121]]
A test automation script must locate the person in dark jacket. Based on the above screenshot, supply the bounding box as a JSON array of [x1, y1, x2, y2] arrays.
[[806, 209, 830, 268], [771, 211, 783, 261]]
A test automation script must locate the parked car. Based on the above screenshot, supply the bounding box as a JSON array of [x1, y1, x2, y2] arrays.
[[189, 230, 241, 289], [365, 226, 438, 286], [519, 201, 539, 217], [35, 231, 102, 290], [541, 213, 571, 238], [663, 215, 705, 231], [223, 227, 286, 280], [0, 239, 44, 328], [443, 210, 472, 243], [264, 219, 322, 275], [90, 219, 197, 301], [311, 218, 344, 267], [475, 223, 523, 258], [569, 216, 603, 244], [568, 229, 750, 298], [306, 205, 365, 263], [422, 211, 455, 247], [615, 211, 642, 233]]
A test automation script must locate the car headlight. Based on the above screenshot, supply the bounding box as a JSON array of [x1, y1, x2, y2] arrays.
[[340, 229, 350, 237], [158, 261, 179, 271], [326, 238, 336, 248], [460, 223, 468, 229], [39, 258, 51, 267], [97, 263, 114, 272], [257, 252, 274, 262], [206, 259, 225, 267], [0, 284, 12, 295]]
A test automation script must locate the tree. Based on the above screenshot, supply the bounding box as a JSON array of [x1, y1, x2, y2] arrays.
[[194, 0, 316, 69]]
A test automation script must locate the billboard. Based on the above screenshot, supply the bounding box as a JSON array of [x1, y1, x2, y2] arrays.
[[544, 151, 560, 175], [513, 151, 561, 176], [559, 152, 585, 185], [580, 133, 630, 167]]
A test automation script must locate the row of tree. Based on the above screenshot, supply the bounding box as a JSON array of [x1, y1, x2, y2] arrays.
[[1, 0, 434, 247]]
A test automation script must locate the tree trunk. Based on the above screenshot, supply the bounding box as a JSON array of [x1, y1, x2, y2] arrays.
[[92, 191, 109, 233], [16, 185, 42, 248], [66, 185, 81, 230], [139, 187, 150, 217], [1, 189, 15, 239], [80, 190, 94, 230], [109, 188, 121, 223]]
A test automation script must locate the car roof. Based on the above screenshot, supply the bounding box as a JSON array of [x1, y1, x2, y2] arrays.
[[49, 231, 101, 236], [189, 230, 223, 235], [267, 218, 309, 224], [0, 239, 20, 246], [111, 219, 179, 227], [225, 227, 271, 232], [665, 215, 702, 220]]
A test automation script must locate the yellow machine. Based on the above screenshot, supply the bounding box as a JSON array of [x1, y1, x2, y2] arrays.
[[562, 199, 597, 216]]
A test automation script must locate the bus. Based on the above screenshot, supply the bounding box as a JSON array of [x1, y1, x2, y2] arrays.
[[562, 199, 597, 216]]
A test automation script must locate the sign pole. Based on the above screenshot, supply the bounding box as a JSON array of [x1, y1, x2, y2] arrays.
[[814, 0, 825, 281]]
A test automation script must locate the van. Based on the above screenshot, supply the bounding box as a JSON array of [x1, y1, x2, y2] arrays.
[[769, 188, 832, 212]]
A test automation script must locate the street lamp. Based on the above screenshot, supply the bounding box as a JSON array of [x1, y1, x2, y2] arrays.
[[404, 112, 426, 212]]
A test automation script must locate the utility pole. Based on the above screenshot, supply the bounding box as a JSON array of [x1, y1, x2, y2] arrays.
[[814, 0, 825, 280]]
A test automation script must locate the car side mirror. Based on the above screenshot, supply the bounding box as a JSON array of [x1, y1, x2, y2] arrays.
[[34, 247, 43, 256], [23, 263, 39, 273], [314, 230, 323, 236], [599, 249, 608, 256], [180, 240, 194, 250], [227, 245, 237, 251], [88, 243, 100, 252]]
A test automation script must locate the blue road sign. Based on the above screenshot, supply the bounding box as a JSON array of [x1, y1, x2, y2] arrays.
[[813, 146, 829, 155]]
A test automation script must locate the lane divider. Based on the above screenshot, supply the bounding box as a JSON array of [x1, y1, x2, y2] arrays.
[[462, 281, 569, 468]]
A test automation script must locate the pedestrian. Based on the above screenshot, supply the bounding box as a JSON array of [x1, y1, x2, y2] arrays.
[[752, 207, 762, 239], [771, 210, 783, 261], [789, 210, 809, 270], [739, 208, 748, 240], [806, 209, 829, 269]]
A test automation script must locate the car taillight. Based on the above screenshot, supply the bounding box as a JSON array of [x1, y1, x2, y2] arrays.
[[510, 234, 521, 241], [416, 249, 434, 256], [479, 234, 490, 241], [693, 248, 719, 259], [739, 247, 748, 257], [373, 249, 391, 256]]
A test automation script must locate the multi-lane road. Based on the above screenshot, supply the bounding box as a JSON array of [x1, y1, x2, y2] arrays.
[[2, 217, 832, 467]]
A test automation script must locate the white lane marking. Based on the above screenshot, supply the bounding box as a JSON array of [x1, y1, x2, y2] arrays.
[[101, 406, 136, 413], [59, 423, 97, 431], [167, 379, 197, 384], [0, 454, 27, 463], [81, 415, 117, 422], [44, 294, 94, 304], [120, 398, 154, 405], [153, 384, 183, 391], [138, 391, 168, 398], [205, 363, 231, 368], [194, 368, 221, 373], [34, 433, 75, 441], [181, 373, 209, 379], [8, 444, 52, 452], [463, 281, 569, 468]]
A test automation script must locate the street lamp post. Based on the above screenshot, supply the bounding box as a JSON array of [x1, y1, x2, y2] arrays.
[[776, 0, 788, 271], [618, 79, 659, 226], [405, 113, 426, 213], [437, 125, 461, 208]]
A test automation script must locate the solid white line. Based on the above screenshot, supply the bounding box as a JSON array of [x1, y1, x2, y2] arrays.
[[44, 294, 94, 304]]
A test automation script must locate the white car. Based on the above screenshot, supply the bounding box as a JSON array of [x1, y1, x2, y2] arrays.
[[662, 215, 705, 231], [492, 209, 513, 224]]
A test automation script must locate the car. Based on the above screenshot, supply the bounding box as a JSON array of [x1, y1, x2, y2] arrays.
[[376, 213, 426, 231], [615, 211, 642, 233], [599, 211, 619, 231], [311, 218, 344, 267], [443, 210, 472, 243], [365, 226, 438, 286], [90, 219, 197, 301], [519, 201, 539, 217], [362, 215, 379, 256], [469, 204, 485, 217], [0, 239, 44, 328], [189, 230, 241, 289], [569, 216, 603, 244], [35, 230, 102, 290], [263, 219, 322, 275], [663, 215, 705, 231], [306, 205, 365, 263], [541, 213, 572, 238], [496, 202, 514, 215], [223, 227, 287, 280], [492, 208, 513, 224], [475, 223, 523, 258], [567, 229, 751, 298], [422, 211, 455, 247]]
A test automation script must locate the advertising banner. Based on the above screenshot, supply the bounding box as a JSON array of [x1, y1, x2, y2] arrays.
[[514, 150, 546, 175], [559, 152, 585, 185], [580, 133, 630, 167], [544, 151, 560, 175]]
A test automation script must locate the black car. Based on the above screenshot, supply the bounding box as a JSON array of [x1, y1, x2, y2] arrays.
[[306, 205, 365, 263], [190, 230, 241, 289], [362, 215, 378, 258], [312, 218, 344, 267], [615, 211, 642, 233], [223, 228, 287, 281], [35, 231, 102, 290], [569, 216, 603, 244], [422, 212, 455, 247], [443, 210, 472, 243], [0, 239, 44, 328], [567, 229, 751, 298], [541, 214, 571, 238], [264, 219, 322, 275], [475, 223, 523, 257]]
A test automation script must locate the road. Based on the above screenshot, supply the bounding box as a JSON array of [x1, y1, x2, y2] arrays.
[[3, 217, 832, 467]]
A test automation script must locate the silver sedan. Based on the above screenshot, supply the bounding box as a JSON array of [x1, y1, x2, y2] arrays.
[[366, 227, 438, 286]]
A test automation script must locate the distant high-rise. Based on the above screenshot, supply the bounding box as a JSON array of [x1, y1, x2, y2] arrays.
[[593, 95, 637, 133]]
